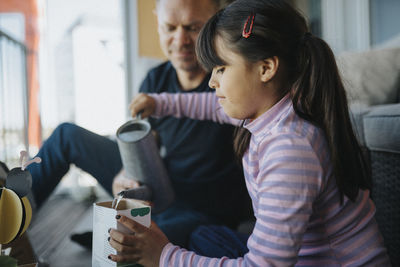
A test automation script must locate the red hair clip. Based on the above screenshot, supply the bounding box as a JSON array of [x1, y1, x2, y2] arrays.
[[242, 14, 255, 38]]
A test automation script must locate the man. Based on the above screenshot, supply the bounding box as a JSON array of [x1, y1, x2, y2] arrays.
[[27, 0, 250, 248]]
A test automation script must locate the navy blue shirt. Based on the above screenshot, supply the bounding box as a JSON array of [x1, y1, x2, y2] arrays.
[[140, 62, 251, 226]]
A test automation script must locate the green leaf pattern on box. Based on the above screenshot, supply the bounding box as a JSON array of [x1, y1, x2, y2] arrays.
[[130, 207, 150, 217]]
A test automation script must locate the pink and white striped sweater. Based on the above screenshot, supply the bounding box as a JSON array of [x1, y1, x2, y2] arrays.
[[150, 92, 390, 267]]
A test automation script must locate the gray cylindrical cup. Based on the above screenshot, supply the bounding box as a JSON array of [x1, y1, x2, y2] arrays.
[[116, 119, 174, 214]]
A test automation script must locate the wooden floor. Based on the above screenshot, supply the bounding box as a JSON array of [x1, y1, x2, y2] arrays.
[[27, 186, 110, 267]]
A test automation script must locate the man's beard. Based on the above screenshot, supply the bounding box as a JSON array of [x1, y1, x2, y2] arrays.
[[172, 57, 201, 73]]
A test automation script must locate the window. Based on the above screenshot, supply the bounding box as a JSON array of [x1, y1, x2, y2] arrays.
[[0, 14, 28, 166]]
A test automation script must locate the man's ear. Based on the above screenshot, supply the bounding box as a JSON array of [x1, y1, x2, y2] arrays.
[[259, 56, 279, 83]]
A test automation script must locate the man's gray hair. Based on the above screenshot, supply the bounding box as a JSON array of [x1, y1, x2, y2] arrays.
[[156, 0, 235, 10]]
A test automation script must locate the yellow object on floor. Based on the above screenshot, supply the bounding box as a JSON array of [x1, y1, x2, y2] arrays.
[[0, 187, 32, 244]]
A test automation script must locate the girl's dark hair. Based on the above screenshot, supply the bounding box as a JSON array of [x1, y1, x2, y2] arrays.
[[196, 0, 371, 202]]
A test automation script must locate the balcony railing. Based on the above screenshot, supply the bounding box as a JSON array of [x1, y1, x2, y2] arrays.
[[0, 29, 29, 166]]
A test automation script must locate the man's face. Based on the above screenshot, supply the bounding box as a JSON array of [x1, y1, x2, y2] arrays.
[[156, 0, 217, 73]]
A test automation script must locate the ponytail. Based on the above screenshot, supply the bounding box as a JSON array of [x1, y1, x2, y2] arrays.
[[233, 122, 251, 160], [291, 35, 371, 202]]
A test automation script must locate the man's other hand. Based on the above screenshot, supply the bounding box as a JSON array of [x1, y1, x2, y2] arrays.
[[112, 169, 140, 197]]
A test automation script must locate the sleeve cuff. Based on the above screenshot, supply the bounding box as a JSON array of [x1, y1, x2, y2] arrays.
[[159, 242, 176, 266], [148, 93, 164, 117]]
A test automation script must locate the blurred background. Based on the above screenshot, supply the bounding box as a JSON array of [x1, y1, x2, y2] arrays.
[[1, 0, 399, 166]]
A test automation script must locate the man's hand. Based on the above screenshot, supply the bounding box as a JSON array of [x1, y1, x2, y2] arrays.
[[112, 169, 140, 197], [129, 93, 156, 119]]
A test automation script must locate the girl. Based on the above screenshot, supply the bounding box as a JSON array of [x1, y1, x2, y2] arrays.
[[108, 0, 390, 266]]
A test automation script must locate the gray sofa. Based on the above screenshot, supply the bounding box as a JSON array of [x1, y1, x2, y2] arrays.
[[350, 103, 400, 266]]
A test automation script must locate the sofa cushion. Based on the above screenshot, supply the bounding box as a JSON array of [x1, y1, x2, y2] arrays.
[[349, 103, 371, 147], [363, 103, 400, 153], [337, 47, 400, 106]]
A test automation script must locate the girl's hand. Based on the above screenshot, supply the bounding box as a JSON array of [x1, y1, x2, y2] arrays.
[[108, 215, 169, 267], [129, 93, 156, 119]]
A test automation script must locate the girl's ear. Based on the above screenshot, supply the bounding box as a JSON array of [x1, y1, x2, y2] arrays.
[[259, 56, 279, 83]]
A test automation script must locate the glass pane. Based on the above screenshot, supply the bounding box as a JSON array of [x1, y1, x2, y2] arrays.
[[42, 0, 126, 136], [0, 16, 28, 166], [370, 0, 400, 46]]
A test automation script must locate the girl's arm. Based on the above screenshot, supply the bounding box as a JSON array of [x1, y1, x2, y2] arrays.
[[149, 92, 240, 126], [240, 133, 324, 266]]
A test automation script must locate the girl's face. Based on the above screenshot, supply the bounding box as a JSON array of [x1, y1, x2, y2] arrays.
[[208, 36, 281, 120]]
